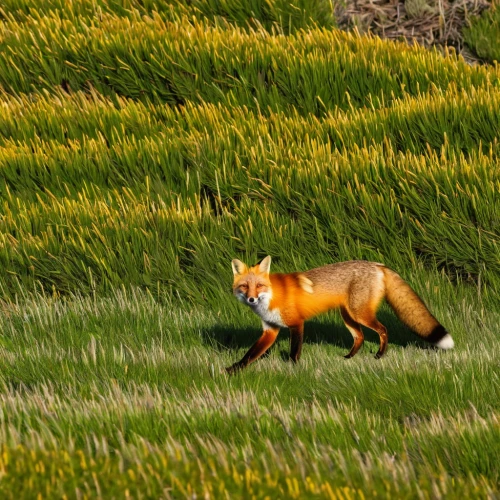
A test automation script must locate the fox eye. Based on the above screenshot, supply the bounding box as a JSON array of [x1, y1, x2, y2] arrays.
[[256, 284, 264, 289], [240, 284, 248, 290]]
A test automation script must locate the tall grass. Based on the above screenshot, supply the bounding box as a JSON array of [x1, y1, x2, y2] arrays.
[[0, 0, 335, 33], [0, 15, 497, 111], [464, 5, 500, 63], [0, 89, 499, 299]]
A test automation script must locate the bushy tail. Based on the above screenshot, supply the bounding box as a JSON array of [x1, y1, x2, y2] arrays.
[[381, 267, 454, 349]]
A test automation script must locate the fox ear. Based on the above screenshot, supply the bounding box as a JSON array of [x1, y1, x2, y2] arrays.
[[258, 255, 271, 274], [231, 259, 247, 276]]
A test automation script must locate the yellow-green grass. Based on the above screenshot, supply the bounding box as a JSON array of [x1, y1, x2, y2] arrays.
[[0, 89, 499, 298], [0, 15, 498, 111], [0, 279, 498, 497], [465, 5, 500, 64], [0, 0, 335, 33]]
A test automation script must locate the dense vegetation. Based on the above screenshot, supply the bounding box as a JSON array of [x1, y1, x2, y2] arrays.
[[0, 1, 498, 497], [465, 4, 500, 63]]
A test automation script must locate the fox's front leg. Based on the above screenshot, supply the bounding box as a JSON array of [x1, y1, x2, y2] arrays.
[[226, 325, 280, 374], [289, 323, 304, 363]]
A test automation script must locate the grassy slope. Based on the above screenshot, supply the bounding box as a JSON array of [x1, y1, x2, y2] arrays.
[[0, 2, 499, 498]]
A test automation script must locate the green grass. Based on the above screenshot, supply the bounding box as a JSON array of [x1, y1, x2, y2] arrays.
[[0, 89, 499, 299], [465, 4, 500, 64], [0, 0, 335, 33], [0, 14, 497, 110], [0, 275, 498, 497], [0, 1, 499, 497]]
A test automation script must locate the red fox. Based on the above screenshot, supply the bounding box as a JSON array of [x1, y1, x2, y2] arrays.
[[227, 256, 454, 373]]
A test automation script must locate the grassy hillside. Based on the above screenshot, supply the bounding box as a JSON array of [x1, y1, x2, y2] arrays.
[[0, 18, 499, 299], [0, 2, 499, 498]]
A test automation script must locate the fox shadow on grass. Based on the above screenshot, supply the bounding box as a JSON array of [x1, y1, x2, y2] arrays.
[[202, 310, 431, 360]]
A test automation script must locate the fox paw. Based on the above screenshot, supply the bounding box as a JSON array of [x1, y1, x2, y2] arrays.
[[225, 364, 241, 375]]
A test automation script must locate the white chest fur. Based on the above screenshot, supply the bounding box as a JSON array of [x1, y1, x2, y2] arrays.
[[251, 292, 287, 328]]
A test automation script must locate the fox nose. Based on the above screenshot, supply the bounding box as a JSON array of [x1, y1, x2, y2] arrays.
[[248, 297, 257, 304]]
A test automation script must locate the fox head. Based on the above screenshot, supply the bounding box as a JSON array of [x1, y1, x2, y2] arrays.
[[232, 256, 272, 307]]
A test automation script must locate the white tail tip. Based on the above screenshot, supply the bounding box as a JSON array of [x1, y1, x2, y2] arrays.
[[435, 333, 454, 350]]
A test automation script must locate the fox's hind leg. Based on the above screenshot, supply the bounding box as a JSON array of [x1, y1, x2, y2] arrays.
[[340, 307, 364, 358], [348, 270, 388, 358], [356, 314, 388, 359]]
